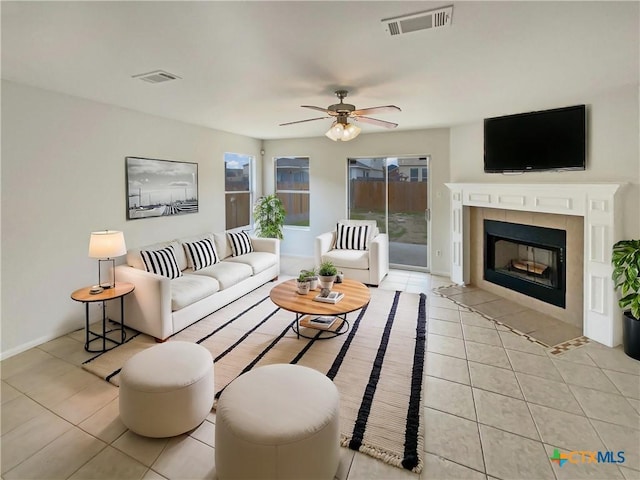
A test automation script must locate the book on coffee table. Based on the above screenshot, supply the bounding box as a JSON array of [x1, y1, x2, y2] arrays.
[[307, 316, 338, 330], [313, 291, 344, 304]]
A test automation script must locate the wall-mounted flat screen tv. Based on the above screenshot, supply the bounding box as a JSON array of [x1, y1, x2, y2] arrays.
[[484, 105, 586, 173]]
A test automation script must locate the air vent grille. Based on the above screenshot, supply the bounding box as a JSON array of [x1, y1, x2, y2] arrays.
[[132, 70, 181, 84], [382, 5, 453, 36]]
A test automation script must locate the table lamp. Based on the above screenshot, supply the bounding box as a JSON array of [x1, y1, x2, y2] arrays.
[[88, 230, 127, 290]]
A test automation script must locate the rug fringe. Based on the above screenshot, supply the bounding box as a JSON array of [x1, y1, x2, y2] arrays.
[[340, 435, 424, 474]]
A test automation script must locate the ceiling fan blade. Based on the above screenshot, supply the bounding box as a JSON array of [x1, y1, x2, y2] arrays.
[[352, 105, 402, 116], [301, 105, 331, 114], [355, 116, 398, 129], [279, 117, 328, 127]]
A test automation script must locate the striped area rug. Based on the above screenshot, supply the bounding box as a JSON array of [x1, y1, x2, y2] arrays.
[[83, 281, 427, 473]]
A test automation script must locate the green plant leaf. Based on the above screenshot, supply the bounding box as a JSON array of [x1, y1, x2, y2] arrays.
[[612, 239, 640, 318], [253, 194, 286, 239]]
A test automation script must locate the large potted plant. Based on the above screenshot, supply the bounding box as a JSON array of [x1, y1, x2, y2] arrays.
[[253, 194, 286, 239], [612, 239, 640, 360]]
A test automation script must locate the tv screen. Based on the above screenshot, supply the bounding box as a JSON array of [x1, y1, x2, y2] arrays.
[[484, 105, 586, 173]]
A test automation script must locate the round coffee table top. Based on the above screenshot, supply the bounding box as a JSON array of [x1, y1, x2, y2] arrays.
[[269, 278, 370, 316]]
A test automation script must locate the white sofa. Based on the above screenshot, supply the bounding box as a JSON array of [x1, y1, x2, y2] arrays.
[[106, 232, 279, 341], [315, 220, 389, 286]]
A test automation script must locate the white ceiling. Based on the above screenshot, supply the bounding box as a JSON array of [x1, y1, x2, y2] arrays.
[[2, 1, 638, 140]]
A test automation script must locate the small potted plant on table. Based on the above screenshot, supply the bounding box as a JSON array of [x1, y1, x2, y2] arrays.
[[296, 272, 311, 295], [300, 268, 319, 290], [318, 261, 338, 290], [612, 239, 640, 360]]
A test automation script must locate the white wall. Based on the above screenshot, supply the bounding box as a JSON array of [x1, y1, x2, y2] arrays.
[[1, 80, 262, 358], [449, 85, 640, 239], [262, 128, 451, 275]]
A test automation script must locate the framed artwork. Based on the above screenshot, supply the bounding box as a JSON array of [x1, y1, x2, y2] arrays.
[[126, 156, 198, 220]]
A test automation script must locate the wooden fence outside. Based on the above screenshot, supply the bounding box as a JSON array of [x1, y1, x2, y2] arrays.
[[277, 192, 310, 226], [225, 192, 251, 230], [350, 179, 427, 213]]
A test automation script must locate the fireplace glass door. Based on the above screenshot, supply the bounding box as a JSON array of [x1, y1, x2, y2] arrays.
[[493, 240, 559, 288], [484, 220, 566, 308]]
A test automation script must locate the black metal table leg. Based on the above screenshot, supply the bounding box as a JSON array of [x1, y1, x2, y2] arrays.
[[84, 302, 90, 350], [120, 296, 126, 343]]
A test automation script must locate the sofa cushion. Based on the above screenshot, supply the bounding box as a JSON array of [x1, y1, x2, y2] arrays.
[[225, 252, 277, 275], [170, 274, 220, 311], [183, 237, 219, 271], [140, 246, 183, 279], [192, 261, 253, 290], [128, 240, 187, 271], [322, 249, 370, 270], [213, 232, 233, 260], [227, 231, 254, 257], [335, 223, 370, 251]]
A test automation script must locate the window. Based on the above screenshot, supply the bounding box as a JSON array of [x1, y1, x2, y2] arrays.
[[421, 167, 428, 182], [275, 157, 309, 227], [410, 168, 419, 182], [225, 153, 253, 230]]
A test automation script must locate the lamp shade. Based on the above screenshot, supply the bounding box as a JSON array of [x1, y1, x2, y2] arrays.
[[88, 230, 127, 259]]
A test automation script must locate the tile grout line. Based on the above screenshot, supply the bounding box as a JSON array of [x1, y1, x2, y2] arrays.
[[461, 327, 489, 477]]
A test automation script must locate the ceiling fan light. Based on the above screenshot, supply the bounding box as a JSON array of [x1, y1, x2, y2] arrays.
[[341, 123, 361, 141], [325, 122, 343, 141], [325, 130, 339, 141]]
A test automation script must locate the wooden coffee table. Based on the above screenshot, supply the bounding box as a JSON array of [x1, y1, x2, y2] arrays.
[[269, 278, 370, 339]]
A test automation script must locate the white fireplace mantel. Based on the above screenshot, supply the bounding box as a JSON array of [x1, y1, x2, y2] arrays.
[[445, 183, 624, 347]]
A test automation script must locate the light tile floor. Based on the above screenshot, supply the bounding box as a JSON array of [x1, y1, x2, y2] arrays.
[[1, 260, 639, 479], [438, 285, 583, 347]]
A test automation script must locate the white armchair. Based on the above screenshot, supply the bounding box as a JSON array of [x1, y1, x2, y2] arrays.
[[315, 219, 389, 286]]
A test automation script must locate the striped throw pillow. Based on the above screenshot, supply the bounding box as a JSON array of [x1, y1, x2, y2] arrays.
[[140, 246, 183, 279], [227, 231, 254, 257], [335, 223, 370, 251], [183, 238, 219, 271]]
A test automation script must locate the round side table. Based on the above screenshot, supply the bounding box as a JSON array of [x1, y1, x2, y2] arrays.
[[71, 282, 135, 352]]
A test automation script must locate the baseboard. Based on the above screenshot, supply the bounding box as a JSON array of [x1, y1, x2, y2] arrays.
[[0, 326, 79, 361], [428, 269, 452, 279]]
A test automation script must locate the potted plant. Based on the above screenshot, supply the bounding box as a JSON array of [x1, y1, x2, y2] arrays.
[[318, 261, 338, 290], [612, 239, 640, 360], [253, 194, 286, 239], [300, 268, 319, 290], [296, 272, 311, 295]]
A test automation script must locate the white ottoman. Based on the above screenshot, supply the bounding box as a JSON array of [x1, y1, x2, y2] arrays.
[[215, 364, 340, 480], [119, 341, 214, 438]]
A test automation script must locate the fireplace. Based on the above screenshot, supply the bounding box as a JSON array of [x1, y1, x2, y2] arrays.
[[445, 182, 623, 347], [484, 220, 566, 308]]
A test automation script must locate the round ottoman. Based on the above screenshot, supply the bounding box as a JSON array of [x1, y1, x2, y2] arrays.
[[215, 364, 340, 480], [119, 341, 214, 438]]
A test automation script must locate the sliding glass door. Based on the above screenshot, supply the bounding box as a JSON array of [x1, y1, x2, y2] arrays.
[[348, 157, 429, 270]]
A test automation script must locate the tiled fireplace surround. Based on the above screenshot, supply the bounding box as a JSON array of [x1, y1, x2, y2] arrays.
[[469, 207, 584, 329], [446, 183, 623, 348]]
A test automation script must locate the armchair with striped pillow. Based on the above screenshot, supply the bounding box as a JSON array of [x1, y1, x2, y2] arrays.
[[315, 219, 389, 286]]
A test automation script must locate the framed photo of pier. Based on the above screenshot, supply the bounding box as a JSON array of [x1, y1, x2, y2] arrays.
[[126, 156, 198, 220]]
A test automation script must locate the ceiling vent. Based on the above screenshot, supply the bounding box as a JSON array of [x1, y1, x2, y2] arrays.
[[382, 5, 453, 36], [132, 70, 181, 84]]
